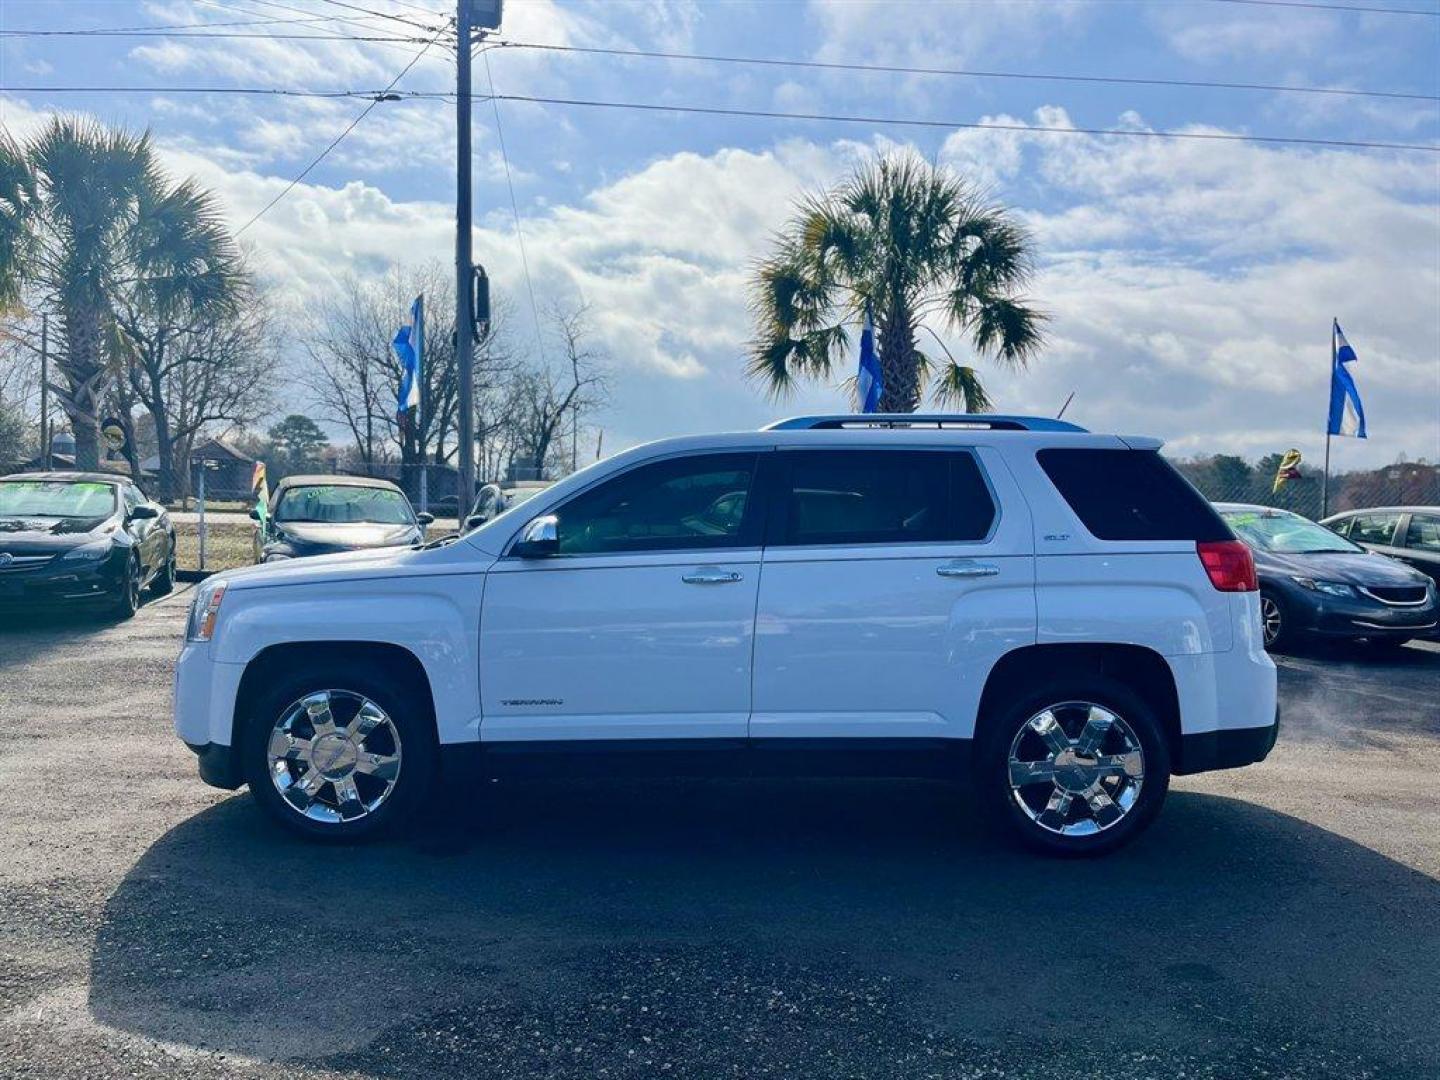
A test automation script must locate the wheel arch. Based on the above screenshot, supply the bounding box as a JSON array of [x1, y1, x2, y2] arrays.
[[231, 641, 438, 746], [975, 643, 1184, 769]]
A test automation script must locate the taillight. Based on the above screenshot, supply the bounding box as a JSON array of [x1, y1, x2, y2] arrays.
[[1197, 540, 1258, 592]]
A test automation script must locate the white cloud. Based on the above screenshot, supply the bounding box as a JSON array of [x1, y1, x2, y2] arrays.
[[3, 86, 1435, 468], [1154, 7, 1339, 63]]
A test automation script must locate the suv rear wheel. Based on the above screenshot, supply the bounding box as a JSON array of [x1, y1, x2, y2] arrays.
[[241, 663, 436, 841], [978, 676, 1171, 857]]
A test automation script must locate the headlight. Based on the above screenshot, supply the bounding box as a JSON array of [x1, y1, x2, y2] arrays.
[[187, 579, 227, 642], [1292, 577, 1353, 597], [61, 541, 111, 561]]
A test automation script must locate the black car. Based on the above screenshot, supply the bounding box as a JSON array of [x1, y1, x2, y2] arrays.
[[1216, 502, 1437, 650], [253, 475, 432, 563], [0, 471, 176, 619], [1321, 506, 1440, 589]]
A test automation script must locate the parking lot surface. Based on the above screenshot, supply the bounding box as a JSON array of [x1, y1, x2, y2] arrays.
[[1, 588, 1437, 1079]]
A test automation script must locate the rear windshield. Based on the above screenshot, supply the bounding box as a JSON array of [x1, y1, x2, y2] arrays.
[[1037, 449, 1230, 542], [1222, 508, 1360, 554]]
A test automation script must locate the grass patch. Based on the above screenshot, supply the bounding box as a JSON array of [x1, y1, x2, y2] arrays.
[[174, 520, 254, 572]]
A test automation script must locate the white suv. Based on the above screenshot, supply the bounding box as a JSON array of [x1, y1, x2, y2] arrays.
[[174, 415, 1277, 856]]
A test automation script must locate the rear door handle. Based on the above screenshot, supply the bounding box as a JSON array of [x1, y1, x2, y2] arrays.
[[936, 561, 1000, 579], [682, 568, 744, 585]]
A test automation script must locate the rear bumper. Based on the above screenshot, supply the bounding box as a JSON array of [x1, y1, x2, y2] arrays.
[[1177, 709, 1279, 775]]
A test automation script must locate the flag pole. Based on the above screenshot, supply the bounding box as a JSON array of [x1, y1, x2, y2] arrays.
[[1321, 319, 1333, 518], [416, 293, 427, 516]]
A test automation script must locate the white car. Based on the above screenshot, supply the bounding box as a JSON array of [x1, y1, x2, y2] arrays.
[[175, 414, 1278, 856]]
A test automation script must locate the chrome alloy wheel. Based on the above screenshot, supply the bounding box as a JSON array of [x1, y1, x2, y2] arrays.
[[266, 690, 402, 825], [1260, 596, 1283, 648], [1008, 702, 1145, 837]]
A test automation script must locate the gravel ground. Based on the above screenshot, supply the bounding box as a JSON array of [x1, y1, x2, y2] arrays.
[[1, 588, 1437, 1079]]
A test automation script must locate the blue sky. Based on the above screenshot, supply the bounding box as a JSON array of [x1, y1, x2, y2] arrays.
[[2, 0, 1438, 468]]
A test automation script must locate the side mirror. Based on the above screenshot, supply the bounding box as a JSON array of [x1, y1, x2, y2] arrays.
[[464, 514, 486, 531], [513, 514, 559, 558], [248, 507, 261, 522], [129, 504, 159, 520], [416, 512, 435, 526]]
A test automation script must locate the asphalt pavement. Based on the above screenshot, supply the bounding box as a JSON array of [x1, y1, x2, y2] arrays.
[[0, 587, 1436, 1079]]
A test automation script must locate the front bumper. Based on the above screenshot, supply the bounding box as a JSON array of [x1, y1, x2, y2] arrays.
[[0, 555, 125, 607], [1274, 580, 1438, 639], [186, 741, 243, 789]]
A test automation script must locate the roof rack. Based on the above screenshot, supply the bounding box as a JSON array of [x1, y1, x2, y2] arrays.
[[764, 413, 1088, 433]]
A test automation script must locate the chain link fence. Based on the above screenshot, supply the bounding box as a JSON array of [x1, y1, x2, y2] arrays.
[[1171, 457, 1439, 522], [6, 451, 1436, 576]]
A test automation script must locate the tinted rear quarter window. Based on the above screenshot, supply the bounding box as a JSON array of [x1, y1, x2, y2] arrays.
[[1037, 448, 1230, 541], [776, 449, 996, 546]]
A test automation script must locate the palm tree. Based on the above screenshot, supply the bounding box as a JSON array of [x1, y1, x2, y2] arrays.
[[0, 118, 238, 470], [748, 152, 1045, 414]]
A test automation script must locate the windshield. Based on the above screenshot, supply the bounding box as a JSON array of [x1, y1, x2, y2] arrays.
[[0, 480, 117, 519], [1222, 509, 1362, 554], [274, 484, 415, 525]]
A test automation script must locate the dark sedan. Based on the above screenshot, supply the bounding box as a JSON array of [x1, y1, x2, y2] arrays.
[[253, 475, 432, 563], [0, 471, 176, 619], [1217, 503, 1437, 650], [1321, 506, 1440, 589]]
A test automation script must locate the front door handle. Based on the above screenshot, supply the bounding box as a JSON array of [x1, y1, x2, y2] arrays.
[[682, 568, 744, 585], [936, 561, 1000, 579]]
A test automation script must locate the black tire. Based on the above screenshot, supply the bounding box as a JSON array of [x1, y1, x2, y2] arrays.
[[976, 675, 1171, 858], [111, 555, 141, 620], [151, 540, 177, 596], [1259, 590, 1290, 651], [240, 661, 437, 842]]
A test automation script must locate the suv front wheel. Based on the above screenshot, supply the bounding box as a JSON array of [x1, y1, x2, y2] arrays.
[[978, 677, 1171, 857], [241, 664, 436, 841]]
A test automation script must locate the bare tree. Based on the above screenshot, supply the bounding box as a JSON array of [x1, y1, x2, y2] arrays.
[[504, 301, 609, 481], [306, 263, 516, 485], [113, 277, 272, 499]]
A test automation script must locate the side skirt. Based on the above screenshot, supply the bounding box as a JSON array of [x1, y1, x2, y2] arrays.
[[439, 738, 973, 785]]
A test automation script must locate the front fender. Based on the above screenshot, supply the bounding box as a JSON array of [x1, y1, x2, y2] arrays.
[[213, 573, 485, 744]]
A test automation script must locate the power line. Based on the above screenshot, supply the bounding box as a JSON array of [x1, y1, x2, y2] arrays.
[[482, 48, 547, 369], [0, 85, 391, 98], [9, 83, 1435, 151], [234, 28, 444, 236], [0, 28, 425, 42], [462, 92, 1440, 153], [312, 0, 446, 32], [206, 0, 431, 35], [1205, 0, 1440, 15], [493, 38, 1440, 103], [23, 11, 380, 33]]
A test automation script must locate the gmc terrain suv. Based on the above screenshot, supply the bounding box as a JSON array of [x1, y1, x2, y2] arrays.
[[174, 415, 1278, 856]]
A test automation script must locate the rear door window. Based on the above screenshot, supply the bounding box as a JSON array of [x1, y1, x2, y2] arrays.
[[1404, 513, 1440, 552], [1037, 448, 1230, 541], [773, 450, 995, 547]]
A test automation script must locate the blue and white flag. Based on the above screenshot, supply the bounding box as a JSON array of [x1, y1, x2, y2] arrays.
[[1327, 319, 1366, 439], [394, 294, 424, 426], [857, 307, 882, 414]]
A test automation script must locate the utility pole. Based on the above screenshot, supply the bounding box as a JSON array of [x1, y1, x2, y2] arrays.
[[40, 313, 50, 469], [455, 1, 503, 515], [455, 0, 476, 514]]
